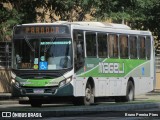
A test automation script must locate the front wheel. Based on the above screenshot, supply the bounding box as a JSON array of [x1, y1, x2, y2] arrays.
[[29, 98, 42, 107], [83, 83, 94, 105], [73, 82, 94, 105]]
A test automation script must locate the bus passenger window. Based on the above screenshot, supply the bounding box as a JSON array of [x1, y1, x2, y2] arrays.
[[129, 36, 137, 59], [73, 30, 85, 71], [146, 36, 151, 59], [86, 32, 97, 57], [98, 33, 108, 58], [108, 34, 118, 58], [139, 36, 145, 59], [120, 35, 128, 58]]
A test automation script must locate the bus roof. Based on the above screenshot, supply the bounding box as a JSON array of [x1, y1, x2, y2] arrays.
[[20, 21, 131, 29], [70, 22, 131, 30], [17, 21, 151, 35]]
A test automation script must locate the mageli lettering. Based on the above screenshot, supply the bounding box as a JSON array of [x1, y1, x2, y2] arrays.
[[99, 62, 125, 74]]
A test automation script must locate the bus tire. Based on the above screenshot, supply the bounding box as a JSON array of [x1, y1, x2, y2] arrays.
[[73, 82, 94, 106], [30, 98, 42, 107], [83, 82, 94, 105], [115, 81, 134, 102], [124, 81, 134, 102], [115, 97, 123, 102]]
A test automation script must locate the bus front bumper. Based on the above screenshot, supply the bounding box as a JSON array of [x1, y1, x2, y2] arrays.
[[11, 83, 73, 97]]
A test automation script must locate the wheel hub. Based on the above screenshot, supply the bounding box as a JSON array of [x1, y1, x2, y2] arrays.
[[86, 88, 91, 101]]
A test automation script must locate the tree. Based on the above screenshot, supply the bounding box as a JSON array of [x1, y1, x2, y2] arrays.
[[0, 3, 22, 41], [1, 0, 160, 47], [45, 0, 96, 21]]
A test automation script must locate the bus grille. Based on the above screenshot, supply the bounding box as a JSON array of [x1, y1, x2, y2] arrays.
[[22, 86, 58, 94]]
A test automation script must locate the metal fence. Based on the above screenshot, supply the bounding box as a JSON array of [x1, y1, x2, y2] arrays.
[[156, 56, 160, 72], [0, 42, 11, 69]]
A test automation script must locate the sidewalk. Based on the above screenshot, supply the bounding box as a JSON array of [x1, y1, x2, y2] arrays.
[[135, 90, 160, 102], [0, 93, 19, 104], [0, 93, 15, 100]]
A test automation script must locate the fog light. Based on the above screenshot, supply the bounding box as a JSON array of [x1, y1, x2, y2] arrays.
[[15, 81, 20, 88], [11, 79, 20, 88]]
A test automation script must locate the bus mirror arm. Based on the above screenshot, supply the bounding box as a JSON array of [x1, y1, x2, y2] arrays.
[[16, 54, 22, 63], [77, 41, 82, 55]]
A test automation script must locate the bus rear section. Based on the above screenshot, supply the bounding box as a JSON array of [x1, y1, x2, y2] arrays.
[[71, 22, 154, 105]]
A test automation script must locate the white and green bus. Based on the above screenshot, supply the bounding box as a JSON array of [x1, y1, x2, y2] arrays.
[[11, 21, 155, 107]]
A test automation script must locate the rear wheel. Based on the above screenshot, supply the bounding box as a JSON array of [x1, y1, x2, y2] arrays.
[[115, 81, 134, 102], [125, 81, 134, 101]]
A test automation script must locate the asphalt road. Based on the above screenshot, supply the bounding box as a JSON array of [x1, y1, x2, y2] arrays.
[[1, 102, 160, 118], [0, 93, 160, 119], [40, 108, 160, 120]]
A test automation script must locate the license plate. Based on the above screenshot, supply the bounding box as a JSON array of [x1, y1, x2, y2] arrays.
[[33, 89, 44, 94]]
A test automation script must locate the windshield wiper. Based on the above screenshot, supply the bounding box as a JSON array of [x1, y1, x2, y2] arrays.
[[24, 36, 35, 52], [44, 36, 56, 53]]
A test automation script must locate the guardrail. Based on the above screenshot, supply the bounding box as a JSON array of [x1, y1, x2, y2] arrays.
[[0, 42, 11, 69]]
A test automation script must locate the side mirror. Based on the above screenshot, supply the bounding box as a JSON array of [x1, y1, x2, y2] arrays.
[[16, 54, 21, 63], [77, 42, 82, 55], [5, 44, 9, 54]]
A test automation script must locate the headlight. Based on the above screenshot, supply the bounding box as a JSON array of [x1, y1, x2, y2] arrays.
[[11, 79, 20, 88], [59, 76, 72, 88], [59, 80, 66, 88], [11, 79, 15, 84], [11, 71, 16, 79], [66, 77, 72, 84]]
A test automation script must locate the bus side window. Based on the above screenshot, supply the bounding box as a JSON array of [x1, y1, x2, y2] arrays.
[[73, 30, 85, 71], [129, 36, 137, 59], [146, 36, 151, 59], [97, 33, 108, 58], [86, 32, 97, 57], [108, 34, 118, 58], [120, 35, 128, 58], [139, 36, 146, 59]]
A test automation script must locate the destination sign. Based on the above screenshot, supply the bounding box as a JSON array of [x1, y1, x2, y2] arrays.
[[14, 25, 69, 35]]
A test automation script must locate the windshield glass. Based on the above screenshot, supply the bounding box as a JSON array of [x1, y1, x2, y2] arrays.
[[13, 37, 73, 70]]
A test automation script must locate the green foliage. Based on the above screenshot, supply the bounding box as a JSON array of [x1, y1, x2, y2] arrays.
[[46, 0, 95, 21], [0, 4, 23, 41], [1, 0, 160, 47]]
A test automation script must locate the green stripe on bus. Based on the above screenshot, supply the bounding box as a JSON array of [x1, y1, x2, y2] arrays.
[[16, 76, 64, 87], [77, 58, 150, 77]]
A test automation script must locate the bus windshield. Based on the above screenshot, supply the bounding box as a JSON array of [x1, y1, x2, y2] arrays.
[[13, 37, 73, 70]]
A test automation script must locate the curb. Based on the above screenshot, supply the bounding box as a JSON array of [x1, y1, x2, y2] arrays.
[[0, 93, 15, 100], [0, 100, 19, 105], [0, 93, 19, 104], [146, 92, 160, 96]]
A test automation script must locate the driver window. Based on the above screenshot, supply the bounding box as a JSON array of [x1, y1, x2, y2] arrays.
[[73, 30, 85, 71]]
